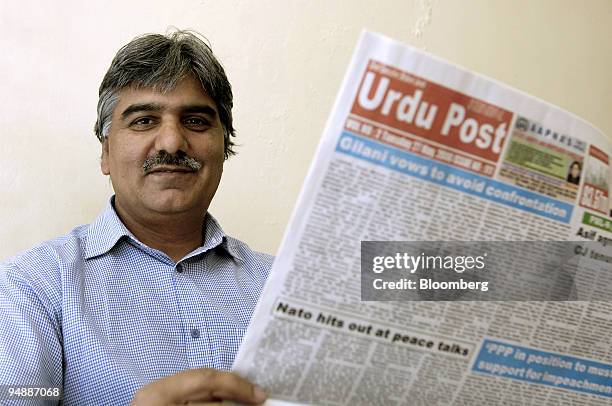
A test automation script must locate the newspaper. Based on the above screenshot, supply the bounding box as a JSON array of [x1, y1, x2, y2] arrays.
[[232, 31, 612, 405]]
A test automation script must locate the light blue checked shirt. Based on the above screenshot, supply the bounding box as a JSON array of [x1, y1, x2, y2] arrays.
[[0, 198, 273, 405]]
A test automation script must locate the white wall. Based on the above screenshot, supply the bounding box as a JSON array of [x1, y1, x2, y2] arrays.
[[1, 0, 610, 258]]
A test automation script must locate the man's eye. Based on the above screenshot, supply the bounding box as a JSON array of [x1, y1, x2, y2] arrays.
[[130, 117, 156, 129], [183, 117, 211, 131]]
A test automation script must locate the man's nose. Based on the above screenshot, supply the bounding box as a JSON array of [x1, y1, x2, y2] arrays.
[[154, 120, 188, 155]]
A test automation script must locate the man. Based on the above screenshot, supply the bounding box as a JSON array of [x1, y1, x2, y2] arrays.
[[0, 30, 271, 405]]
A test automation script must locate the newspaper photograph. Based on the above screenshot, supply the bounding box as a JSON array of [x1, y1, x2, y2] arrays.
[[232, 31, 612, 405]]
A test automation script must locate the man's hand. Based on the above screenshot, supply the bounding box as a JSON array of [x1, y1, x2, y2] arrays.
[[131, 368, 267, 406]]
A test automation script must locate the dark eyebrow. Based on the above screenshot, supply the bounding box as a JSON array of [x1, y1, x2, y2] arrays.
[[181, 105, 217, 118], [120, 103, 218, 120], [120, 103, 163, 120]]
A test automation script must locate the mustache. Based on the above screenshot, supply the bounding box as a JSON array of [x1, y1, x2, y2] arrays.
[[142, 151, 203, 174]]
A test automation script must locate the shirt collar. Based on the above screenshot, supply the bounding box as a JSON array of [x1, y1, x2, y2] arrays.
[[84, 196, 240, 262]]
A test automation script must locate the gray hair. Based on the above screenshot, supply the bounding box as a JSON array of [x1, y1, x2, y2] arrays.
[[94, 29, 236, 159]]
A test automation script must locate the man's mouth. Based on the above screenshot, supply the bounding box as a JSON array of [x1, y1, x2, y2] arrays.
[[147, 166, 196, 174]]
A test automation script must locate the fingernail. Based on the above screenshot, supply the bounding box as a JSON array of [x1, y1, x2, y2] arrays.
[[253, 385, 267, 402]]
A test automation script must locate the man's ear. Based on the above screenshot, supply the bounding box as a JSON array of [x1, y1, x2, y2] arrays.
[[101, 137, 110, 175]]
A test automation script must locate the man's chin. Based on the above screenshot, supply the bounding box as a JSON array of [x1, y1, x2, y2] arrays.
[[144, 192, 201, 215]]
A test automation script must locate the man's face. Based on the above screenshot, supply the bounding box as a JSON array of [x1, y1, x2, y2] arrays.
[[101, 76, 225, 219]]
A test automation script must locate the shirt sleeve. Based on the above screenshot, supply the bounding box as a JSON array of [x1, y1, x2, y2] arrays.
[[0, 259, 63, 404]]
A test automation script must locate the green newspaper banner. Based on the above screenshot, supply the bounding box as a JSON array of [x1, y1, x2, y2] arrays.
[[583, 212, 612, 233]]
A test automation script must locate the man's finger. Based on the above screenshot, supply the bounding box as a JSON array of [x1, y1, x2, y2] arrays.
[[185, 403, 223, 406], [193, 369, 267, 404], [166, 369, 267, 404]]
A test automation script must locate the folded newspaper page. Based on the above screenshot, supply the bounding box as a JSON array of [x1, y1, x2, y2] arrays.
[[232, 31, 612, 405]]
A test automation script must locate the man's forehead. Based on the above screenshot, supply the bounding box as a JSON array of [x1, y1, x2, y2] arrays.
[[113, 76, 216, 114]]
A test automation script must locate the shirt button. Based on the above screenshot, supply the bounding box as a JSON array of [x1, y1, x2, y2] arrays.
[[176, 264, 183, 273], [190, 328, 201, 339]]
